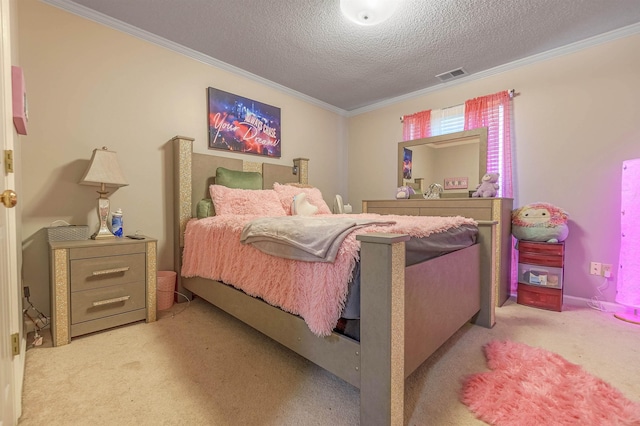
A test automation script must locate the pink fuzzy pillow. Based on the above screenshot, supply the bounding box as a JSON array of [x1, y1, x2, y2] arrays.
[[273, 182, 332, 215], [209, 185, 286, 216]]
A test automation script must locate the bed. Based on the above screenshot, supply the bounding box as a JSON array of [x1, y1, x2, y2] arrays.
[[171, 135, 495, 425]]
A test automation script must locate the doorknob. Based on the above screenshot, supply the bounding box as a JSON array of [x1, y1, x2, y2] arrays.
[[1, 189, 17, 208]]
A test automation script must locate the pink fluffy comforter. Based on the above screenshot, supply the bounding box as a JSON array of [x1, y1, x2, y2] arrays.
[[181, 213, 477, 336]]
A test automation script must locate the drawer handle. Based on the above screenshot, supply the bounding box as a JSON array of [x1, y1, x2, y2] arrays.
[[92, 266, 130, 276], [92, 295, 131, 307]]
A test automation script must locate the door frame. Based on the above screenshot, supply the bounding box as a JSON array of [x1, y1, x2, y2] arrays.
[[0, 0, 23, 424]]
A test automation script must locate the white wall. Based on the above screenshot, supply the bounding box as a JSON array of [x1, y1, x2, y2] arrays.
[[17, 0, 640, 312], [347, 33, 640, 304], [17, 0, 347, 315]]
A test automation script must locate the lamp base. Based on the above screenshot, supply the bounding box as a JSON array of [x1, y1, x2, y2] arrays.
[[91, 226, 115, 240], [614, 308, 640, 325], [91, 192, 115, 239]]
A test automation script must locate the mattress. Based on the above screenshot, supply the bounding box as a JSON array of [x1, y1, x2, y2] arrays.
[[340, 223, 478, 319], [182, 213, 478, 336]]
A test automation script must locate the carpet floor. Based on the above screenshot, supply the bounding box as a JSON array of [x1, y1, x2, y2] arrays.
[[19, 297, 640, 425]]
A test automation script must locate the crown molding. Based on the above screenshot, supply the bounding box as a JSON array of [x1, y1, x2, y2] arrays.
[[41, 0, 349, 116], [40, 1, 640, 118], [347, 22, 640, 117]]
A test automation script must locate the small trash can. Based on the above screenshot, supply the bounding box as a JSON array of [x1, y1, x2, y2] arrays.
[[157, 271, 177, 310]]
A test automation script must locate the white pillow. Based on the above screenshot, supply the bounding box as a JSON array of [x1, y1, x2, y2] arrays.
[[291, 193, 318, 216]]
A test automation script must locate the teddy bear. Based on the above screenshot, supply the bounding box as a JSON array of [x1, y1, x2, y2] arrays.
[[511, 202, 569, 242], [472, 173, 500, 198]]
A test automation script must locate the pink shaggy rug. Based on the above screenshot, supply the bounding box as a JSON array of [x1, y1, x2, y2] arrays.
[[461, 340, 640, 426]]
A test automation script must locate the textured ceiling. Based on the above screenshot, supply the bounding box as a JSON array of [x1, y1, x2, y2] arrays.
[[49, 0, 640, 112]]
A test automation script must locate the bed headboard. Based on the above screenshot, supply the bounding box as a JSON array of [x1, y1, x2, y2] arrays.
[[171, 135, 308, 296]]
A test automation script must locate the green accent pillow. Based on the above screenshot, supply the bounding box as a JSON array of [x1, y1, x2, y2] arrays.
[[215, 167, 262, 190], [196, 198, 215, 219]]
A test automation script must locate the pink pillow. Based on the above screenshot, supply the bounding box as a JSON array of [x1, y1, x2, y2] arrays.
[[209, 185, 286, 216], [273, 182, 332, 215]]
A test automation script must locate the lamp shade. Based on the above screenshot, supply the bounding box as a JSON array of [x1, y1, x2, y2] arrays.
[[340, 0, 399, 26], [617, 158, 640, 308], [79, 147, 128, 187]]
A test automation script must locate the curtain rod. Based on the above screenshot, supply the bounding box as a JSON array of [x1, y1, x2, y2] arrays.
[[399, 89, 519, 122]]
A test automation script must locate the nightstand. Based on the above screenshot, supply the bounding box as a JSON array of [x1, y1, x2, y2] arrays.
[[49, 237, 157, 346]]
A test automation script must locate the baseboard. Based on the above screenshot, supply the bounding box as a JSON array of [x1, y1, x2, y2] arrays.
[[510, 292, 625, 313], [563, 295, 625, 313]]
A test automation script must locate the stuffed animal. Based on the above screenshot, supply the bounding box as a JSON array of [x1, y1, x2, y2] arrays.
[[396, 186, 415, 199], [512, 202, 569, 243], [472, 173, 500, 198]]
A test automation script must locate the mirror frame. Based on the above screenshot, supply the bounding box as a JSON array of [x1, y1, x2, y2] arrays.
[[397, 127, 488, 188]]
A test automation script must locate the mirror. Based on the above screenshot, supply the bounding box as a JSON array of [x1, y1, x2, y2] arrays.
[[398, 128, 488, 198]]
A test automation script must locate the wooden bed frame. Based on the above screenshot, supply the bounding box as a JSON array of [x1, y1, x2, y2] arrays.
[[171, 136, 494, 425]]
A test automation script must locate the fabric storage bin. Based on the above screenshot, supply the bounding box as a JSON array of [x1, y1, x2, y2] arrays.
[[46, 225, 89, 242]]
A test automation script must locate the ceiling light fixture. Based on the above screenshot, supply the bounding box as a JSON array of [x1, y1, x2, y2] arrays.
[[340, 0, 399, 26]]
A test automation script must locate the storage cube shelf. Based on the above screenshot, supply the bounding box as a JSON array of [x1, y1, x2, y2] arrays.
[[516, 241, 564, 311]]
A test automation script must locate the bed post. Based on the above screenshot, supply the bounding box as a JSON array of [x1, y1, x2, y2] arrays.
[[171, 135, 195, 299], [474, 220, 498, 327], [357, 233, 410, 426]]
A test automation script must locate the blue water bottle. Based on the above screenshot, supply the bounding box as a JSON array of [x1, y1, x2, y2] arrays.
[[111, 208, 123, 237]]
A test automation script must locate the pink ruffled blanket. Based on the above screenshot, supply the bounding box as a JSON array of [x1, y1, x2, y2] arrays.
[[181, 213, 477, 336]]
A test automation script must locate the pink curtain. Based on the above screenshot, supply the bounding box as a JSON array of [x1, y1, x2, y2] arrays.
[[464, 90, 516, 295], [402, 110, 432, 141], [464, 91, 512, 198]]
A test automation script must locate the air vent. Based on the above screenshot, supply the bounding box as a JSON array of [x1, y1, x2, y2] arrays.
[[436, 67, 468, 82]]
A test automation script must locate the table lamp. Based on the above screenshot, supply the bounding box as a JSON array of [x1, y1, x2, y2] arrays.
[[615, 158, 640, 324], [79, 147, 128, 239]]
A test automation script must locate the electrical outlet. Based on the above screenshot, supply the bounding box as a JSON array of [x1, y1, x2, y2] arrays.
[[602, 264, 613, 278], [590, 262, 602, 275]]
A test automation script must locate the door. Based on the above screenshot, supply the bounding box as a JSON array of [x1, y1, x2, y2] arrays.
[[0, 0, 21, 424]]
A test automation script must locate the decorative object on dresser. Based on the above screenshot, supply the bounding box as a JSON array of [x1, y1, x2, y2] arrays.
[[395, 185, 415, 199], [516, 240, 564, 311], [616, 158, 640, 324], [423, 182, 443, 199], [79, 147, 128, 239], [49, 237, 157, 346], [472, 172, 499, 198]]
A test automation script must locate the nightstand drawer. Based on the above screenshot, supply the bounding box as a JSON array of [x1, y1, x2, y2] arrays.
[[70, 253, 146, 292], [71, 281, 146, 324]]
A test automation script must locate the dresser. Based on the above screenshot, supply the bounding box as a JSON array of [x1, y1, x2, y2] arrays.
[[362, 197, 513, 326], [516, 241, 564, 311], [49, 237, 157, 346]]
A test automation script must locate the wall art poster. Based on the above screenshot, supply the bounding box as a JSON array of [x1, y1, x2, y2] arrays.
[[403, 148, 413, 180], [207, 87, 281, 158]]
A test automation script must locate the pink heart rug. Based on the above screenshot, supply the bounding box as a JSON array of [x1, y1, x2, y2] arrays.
[[460, 340, 640, 425]]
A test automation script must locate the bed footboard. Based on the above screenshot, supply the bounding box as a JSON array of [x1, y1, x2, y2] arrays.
[[357, 235, 482, 425]]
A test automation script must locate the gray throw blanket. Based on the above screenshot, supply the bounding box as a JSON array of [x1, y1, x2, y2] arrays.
[[240, 216, 396, 262]]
